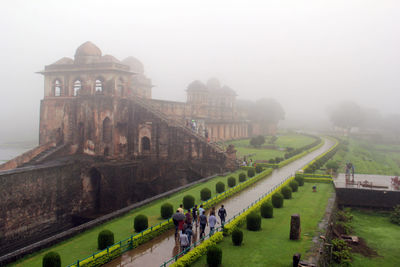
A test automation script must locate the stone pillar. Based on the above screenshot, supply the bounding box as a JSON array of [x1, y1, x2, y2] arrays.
[[290, 214, 301, 240]]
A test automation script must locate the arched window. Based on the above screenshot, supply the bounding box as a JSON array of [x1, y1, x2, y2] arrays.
[[95, 79, 103, 92], [117, 77, 124, 96], [54, 79, 62, 96], [73, 80, 81, 96], [102, 117, 112, 143], [141, 136, 150, 151]]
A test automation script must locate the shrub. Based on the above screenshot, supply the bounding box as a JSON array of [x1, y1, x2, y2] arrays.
[[390, 205, 400, 225], [247, 168, 255, 177], [207, 245, 222, 267], [183, 195, 195, 210], [269, 158, 275, 164], [238, 173, 246, 182], [272, 192, 284, 208], [250, 135, 265, 148], [281, 186, 292, 199], [332, 238, 352, 264], [134, 214, 148, 233], [326, 160, 340, 172], [260, 201, 273, 218], [160, 203, 174, 219], [289, 180, 299, 192], [246, 212, 261, 231], [97, 229, 114, 250], [227, 176, 236, 187], [216, 181, 225, 193], [255, 165, 263, 173], [42, 251, 61, 267], [231, 228, 243, 246], [295, 173, 305, 186], [201, 188, 212, 201]]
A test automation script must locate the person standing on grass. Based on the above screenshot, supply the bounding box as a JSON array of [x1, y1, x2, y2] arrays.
[[199, 210, 208, 238], [209, 211, 218, 235], [218, 205, 227, 225], [180, 230, 189, 253]]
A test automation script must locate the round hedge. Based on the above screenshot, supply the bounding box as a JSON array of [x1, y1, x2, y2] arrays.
[[160, 203, 174, 219], [134, 214, 148, 233], [260, 201, 273, 218], [295, 174, 305, 186], [183, 195, 195, 210], [246, 212, 261, 231], [216, 181, 225, 193], [281, 186, 292, 199], [97, 229, 114, 250], [42, 251, 61, 267], [232, 228, 243, 246], [247, 168, 255, 177], [289, 180, 299, 192], [227, 176, 236, 188], [238, 173, 246, 182], [272, 192, 284, 208], [207, 245, 222, 267], [255, 165, 263, 173], [201, 188, 212, 201]]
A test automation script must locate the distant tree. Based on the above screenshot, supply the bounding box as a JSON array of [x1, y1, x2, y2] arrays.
[[250, 135, 265, 148], [328, 102, 364, 132]]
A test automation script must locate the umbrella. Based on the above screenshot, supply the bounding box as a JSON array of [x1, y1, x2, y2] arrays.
[[172, 212, 185, 221]]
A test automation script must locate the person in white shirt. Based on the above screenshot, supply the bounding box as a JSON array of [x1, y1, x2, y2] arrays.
[[208, 211, 218, 235], [180, 230, 189, 253]]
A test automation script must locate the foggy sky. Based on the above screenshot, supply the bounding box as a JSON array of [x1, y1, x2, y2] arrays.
[[1, 0, 399, 142]]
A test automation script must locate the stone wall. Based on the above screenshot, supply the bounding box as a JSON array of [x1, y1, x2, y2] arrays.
[[336, 187, 400, 208]]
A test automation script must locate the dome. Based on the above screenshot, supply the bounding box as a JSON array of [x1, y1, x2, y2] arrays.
[[100, 54, 120, 63], [52, 57, 73, 65], [221, 85, 237, 96], [206, 77, 221, 90], [75, 41, 102, 57], [122, 57, 144, 74], [187, 80, 208, 91]]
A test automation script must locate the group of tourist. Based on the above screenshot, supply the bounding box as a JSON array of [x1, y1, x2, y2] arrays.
[[185, 119, 209, 140], [172, 204, 228, 252]]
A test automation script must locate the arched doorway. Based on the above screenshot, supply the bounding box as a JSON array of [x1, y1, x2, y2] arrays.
[[141, 136, 150, 151], [89, 168, 101, 212]]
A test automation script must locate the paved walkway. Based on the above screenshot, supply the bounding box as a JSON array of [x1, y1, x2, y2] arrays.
[[105, 139, 335, 267]]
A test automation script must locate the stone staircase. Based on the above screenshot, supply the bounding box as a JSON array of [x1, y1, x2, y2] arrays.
[[18, 144, 67, 167], [132, 97, 225, 154]]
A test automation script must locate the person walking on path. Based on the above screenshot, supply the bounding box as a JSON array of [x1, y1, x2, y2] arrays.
[[218, 205, 227, 225], [198, 204, 205, 225], [192, 205, 198, 227], [173, 210, 185, 238], [199, 210, 208, 238], [185, 209, 192, 225], [178, 204, 184, 214], [179, 230, 189, 253], [185, 224, 193, 245], [209, 212, 218, 235]]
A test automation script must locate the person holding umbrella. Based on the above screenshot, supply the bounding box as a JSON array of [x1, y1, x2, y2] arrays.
[[172, 210, 185, 238]]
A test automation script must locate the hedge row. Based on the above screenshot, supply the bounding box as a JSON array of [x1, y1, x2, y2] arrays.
[[303, 137, 340, 173], [284, 136, 322, 160]]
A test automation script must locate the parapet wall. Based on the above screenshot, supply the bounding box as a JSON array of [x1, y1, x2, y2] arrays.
[[336, 187, 400, 208]]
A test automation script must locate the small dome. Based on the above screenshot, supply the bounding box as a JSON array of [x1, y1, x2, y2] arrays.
[[187, 80, 208, 91], [206, 77, 221, 90], [75, 41, 102, 57], [100, 54, 120, 63], [52, 57, 73, 65], [122, 57, 144, 74]]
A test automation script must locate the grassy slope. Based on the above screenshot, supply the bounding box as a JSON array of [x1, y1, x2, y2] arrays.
[[328, 138, 400, 175], [229, 134, 316, 161], [192, 183, 334, 267], [351, 209, 400, 267]]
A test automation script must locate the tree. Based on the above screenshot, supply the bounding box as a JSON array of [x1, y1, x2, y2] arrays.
[[328, 101, 364, 133], [250, 135, 265, 147]]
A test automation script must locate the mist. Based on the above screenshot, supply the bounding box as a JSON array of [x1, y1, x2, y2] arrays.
[[1, 0, 400, 142]]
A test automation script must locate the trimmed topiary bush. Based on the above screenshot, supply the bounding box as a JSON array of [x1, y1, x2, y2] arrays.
[[255, 165, 263, 173], [260, 201, 273, 218], [231, 228, 243, 246], [160, 203, 174, 219], [183, 195, 195, 210], [246, 212, 261, 231], [42, 251, 61, 267], [238, 173, 246, 182], [216, 181, 225, 193], [207, 245, 222, 267], [289, 180, 299, 192], [272, 192, 284, 208], [201, 188, 212, 201], [247, 168, 255, 177], [98, 229, 114, 250], [295, 173, 305, 186], [227, 176, 236, 187], [281, 186, 292, 199], [134, 214, 148, 233]]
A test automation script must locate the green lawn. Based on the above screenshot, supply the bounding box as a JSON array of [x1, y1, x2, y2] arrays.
[[350, 209, 400, 267], [329, 138, 400, 175], [192, 183, 334, 267], [228, 134, 316, 161], [12, 170, 247, 267]]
